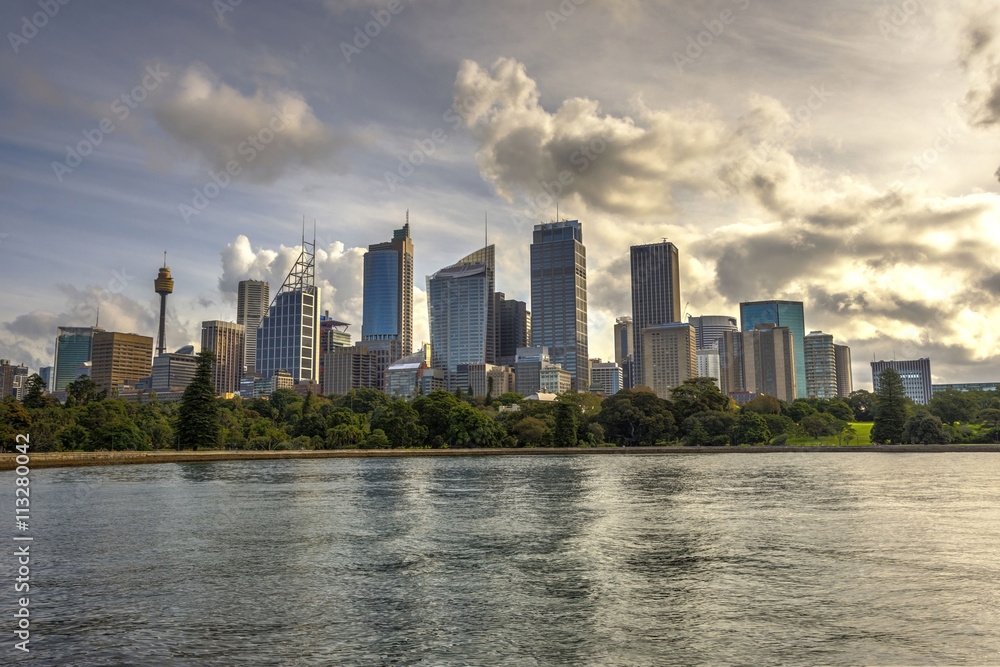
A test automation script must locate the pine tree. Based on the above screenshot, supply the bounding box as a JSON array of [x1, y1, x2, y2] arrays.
[[21, 374, 47, 409], [177, 351, 220, 450], [871, 368, 909, 444]]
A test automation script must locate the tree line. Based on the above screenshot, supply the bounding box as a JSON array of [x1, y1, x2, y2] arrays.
[[2, 354, 997, 451]]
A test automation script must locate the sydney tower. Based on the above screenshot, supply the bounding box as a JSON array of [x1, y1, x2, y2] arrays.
[[154, 253, 173, 356]]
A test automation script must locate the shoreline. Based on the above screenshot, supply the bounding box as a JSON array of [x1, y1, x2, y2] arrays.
[[3, 444, 1000, 470]]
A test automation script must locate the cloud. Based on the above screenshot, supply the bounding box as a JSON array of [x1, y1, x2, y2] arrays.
[[453, 56, 1000, 384], [154, 65, 352, 182]]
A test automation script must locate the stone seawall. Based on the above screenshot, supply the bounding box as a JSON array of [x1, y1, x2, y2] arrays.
[[2, 445, 999, 471]]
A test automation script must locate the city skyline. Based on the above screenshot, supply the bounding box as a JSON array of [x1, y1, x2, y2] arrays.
[[2, 1, 1000, 390]]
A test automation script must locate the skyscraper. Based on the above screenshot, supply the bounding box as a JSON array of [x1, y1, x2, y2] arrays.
[[154, 254, 174, 356], [697, 348, 721, 388], [804, 331, 837, 400], [201, 321, 246, 396], [688, 315, 738, 350], [0, 360, 28, 400], [740, 300, 806, 398], [150, 346, 198, 393], [362, 219, 414, 362], [496, 292, 531, 366], [531, 220, 588, 391], [256, 232, 321, 385], [835, 344, 853, 397], [630, 241, 681, 389], [719, 323, 798, 402], [319, 314, 351, 390], [640, 322, 696, 399], [613, 315, 633, 362], [871, 358, 932, 405], [590, 361, 623, 396], [91, 331, 154, 390], [237, 279, 269, 376], [52, 326, 103, 391], [427, 246, 494, 390]]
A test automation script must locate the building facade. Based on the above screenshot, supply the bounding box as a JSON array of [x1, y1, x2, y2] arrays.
[[201, 321, 246, 396], [688, 315, 738, 350], [53, 326, 103, 391], [531, 220, 589, 391], [871, 358, 933, 405], [237, 279, 270, 376], [362, 222, 414, 375], [719, 324, 798, 402], [590, 361, 623, 396], [150, 346, 198, 393], [91, 332, 154, 390], [834, 344, 853, 397], [0, 360, 29, 400], [640, 322, 696, 400], [696, 348, 721, 389], [804, 331, 837, 399], [324, 345, 379, 395], [497, 292, 531, 367], [631, 241, 681, 388], [256, 236, 320, 385], [740, 300, 807, 399], [427, 248, 494, 391]]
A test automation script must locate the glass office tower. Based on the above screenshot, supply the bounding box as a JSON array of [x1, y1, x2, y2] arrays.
[[427, 247, 493, 390], [53, 326, 104, 391], [739, 300, 806, 399], [531, 220, 588, 391], [256, 235, 321, 385]]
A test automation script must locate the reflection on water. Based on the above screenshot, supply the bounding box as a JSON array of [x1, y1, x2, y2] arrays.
[[11, 453, 1000, 665]]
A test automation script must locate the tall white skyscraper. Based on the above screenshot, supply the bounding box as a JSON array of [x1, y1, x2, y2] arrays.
[[238, 279, 269, 376]]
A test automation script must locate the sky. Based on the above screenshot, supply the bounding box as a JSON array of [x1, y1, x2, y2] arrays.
[[1, 0, 999, 389]]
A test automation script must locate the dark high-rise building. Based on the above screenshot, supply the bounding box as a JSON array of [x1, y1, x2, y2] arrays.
[[496, 292, 531, 367], [359, 220, 414, 390], [256, 233, 320, 385], [835, 344, 853, 397], [871, 358, 932, 405], [0, 360, 29, 400], [202, 321, 246, 396], [740, 300, 806, 399], [688, 315, 738, 350], [237, 279, 269, 375], [630, 241, 681, 389], [531, 220, 588, 391], [53, 326, 103, 391], [154, 254, 173, 356]]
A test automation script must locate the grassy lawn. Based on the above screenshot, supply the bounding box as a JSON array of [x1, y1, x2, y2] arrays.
[[785, 421, 873, 446]]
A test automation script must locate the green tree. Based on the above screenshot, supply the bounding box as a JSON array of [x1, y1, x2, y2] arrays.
[[371, 400, 428, 448], [799, 413, 831, 439], [927, 389, 977, 425], [848, 389, 876, 422], [683, 419, 710, 446], [446, 403, 506, 448], [413, 390, 460, 448], [552, 398, 580, 447], [596, 388, 676, 446], [825, 400, 854, 422], [512, 416, 550, 447], [21, 374, 49, 409], [176, 351, 220, 450], [66, 376, 105, 406], [494, 392, 524, 407], [365, 428, 391, 449], [57, 424, 90, 450], [835, 423, 857, 446], [732, 411, 770, 445], [670, 377, 733, 422], [743, 394, 782, 415], [787, 399, 818, 423], [903, 411, 951, 444], [871, 368, 909, 444], [762, 413, 795, 442], [0, 397, 32, 451]]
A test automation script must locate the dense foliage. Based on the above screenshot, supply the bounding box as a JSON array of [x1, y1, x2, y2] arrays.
[[2, 373, 997, 452]]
